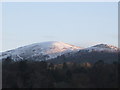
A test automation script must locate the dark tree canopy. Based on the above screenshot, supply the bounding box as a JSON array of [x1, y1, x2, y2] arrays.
[[2, 57, 119, 88]]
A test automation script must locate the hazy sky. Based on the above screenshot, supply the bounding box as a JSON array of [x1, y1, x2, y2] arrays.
[[2, 2, 118, 51]]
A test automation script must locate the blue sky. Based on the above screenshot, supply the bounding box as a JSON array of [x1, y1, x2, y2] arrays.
[[2, 2, 118, 51]]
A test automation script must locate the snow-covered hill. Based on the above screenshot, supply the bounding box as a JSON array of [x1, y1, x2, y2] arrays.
[[47, 44, 119, 64], [84, 44, 119, 52], [0, 41, 119, 62], [1, 41, 81, 61]]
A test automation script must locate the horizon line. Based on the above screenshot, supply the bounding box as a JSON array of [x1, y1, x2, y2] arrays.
[[1, 41, 118, 52]]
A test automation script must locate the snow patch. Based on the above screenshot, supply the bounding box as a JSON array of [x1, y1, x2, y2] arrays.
[[1, 41, 82, 61]]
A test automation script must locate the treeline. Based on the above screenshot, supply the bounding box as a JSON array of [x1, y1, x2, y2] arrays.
[[2, 57, 119, 88], [48, 51, 119, 64]]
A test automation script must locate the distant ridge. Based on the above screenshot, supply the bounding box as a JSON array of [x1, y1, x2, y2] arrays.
[[1, 41, 119, 62]]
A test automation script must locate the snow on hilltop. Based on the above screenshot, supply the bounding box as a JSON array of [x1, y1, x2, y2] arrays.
[[1, 41, 81, 61], [0, 41, 119, 61], [84, 44, 119, 52]]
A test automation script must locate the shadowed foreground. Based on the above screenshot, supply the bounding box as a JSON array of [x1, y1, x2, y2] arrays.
[[2, 57, 119, 88]]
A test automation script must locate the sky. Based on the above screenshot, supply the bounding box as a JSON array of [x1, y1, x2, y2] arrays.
[[2, 2, 118, 52]]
